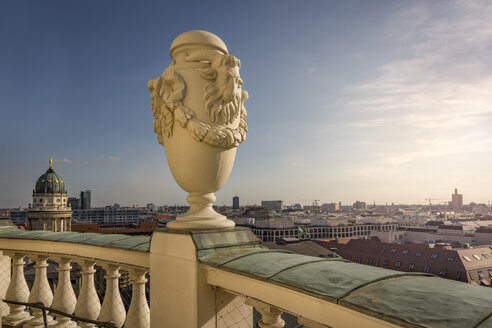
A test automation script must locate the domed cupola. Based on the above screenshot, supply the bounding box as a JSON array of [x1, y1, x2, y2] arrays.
[[34, 158, 66, 194]]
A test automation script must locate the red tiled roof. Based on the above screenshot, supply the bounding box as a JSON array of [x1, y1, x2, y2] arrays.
[[321, 237, 492, 285], [71, 222, 157, 235]]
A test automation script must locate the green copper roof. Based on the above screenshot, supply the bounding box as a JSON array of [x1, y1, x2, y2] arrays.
[[0, 228, 150, 252], [0, 218, 18, 228], [34, 167, 66, 194], [194, 229, 492, 328]]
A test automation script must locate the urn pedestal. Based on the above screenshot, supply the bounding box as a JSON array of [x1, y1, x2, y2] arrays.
[[149, 30, 248, 231]]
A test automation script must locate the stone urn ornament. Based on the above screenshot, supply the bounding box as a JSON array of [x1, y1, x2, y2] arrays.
[[148, 30, 248, 230]]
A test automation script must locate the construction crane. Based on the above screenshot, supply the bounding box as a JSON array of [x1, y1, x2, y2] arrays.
[[424, 197, 449, 219]]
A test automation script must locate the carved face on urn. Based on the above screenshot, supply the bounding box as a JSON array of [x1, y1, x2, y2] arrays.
[[200, 55, 246, 125], [218, 64, 242, 102]]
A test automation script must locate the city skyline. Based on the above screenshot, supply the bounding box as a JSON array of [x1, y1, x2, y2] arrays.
[[2, 0, 492, 207]]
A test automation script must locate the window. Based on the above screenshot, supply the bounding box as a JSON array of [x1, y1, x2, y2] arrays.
[[469, 272, 475, 280], [416, 251, 422, 257], [366, 259, 373, 265], [447, 256, 454, 261], [463, 255, 472, 262], [395, 261, 401, 268], [430, 253, 438, 259], [408, 263, 415, 270], [478, 271, 485, 279], [355, 257, 361, 263], [390, 248, 397, 253], [482, 253, 490, 259], [424, 265, 430, 273], [488, 270, 492, 278], [383, 259, 390, 266], [440, 268, 447, 276], [346, 256, 351, 260], [473, 254, 482, 260], [457, 272, 462, 280], [402, 249, 409, 255]]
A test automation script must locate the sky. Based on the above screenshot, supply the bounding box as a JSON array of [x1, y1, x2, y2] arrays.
[[1, 0, 492, 207]]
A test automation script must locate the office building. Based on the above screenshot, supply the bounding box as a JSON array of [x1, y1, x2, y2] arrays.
[[68, 197, 80, 210], [72, 205, 143, 224], [80, 190, 92, 209], [353, 201, 367, 210], [261, 200, 284, 212], [321, 203, 340, 212], [233, 196, 239, 210]]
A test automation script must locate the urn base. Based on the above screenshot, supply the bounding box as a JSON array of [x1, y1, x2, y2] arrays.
[[166, 192, 235, 231]]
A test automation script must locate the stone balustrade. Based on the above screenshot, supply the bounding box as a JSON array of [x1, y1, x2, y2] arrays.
[[0, 229, 150, 328]]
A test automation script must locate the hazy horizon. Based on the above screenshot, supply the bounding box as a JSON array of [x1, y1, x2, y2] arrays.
[[2, 1, 492, 208]]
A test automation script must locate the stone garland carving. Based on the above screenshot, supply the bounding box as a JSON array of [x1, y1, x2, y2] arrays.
[[148, 52, 248, 149]]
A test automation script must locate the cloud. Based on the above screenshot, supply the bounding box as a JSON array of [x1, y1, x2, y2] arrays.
[[54, 158, 72, 163], [337, 0, 492, 175], [82, 155, 121, 165], [346, 118, 394, 128]]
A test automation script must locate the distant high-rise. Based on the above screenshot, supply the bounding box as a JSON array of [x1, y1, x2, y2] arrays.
[[80, 190, 92, 209], [451, 188, 463, 210], [232, 196, 239, 210], [68, 197, 80, 210]]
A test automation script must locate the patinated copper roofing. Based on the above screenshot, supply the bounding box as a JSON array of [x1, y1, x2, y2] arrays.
[[0, 228, 150, 252]]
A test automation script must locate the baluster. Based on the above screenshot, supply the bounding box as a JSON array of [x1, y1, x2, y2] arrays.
[[0, 251, 11, 317], [245, 298, 285, 328], [99, 264, 126, 327], [3, 252, 32, 326], [25, 254, 56, 327], [124, 269, 149, 328], [51, 256, 77, 328], [74, 260, 101, 328]]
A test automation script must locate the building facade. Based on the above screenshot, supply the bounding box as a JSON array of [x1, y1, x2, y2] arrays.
[[321, 203, 340, 212], [67, 197, 80, 210], [249, 222, 398, 242], [72, 205, 143, 224], [452, 188, 463, 209], [261, 200, 284, 211], [353, 201, 368, 210]]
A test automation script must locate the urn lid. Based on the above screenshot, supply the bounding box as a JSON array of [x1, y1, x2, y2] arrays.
[[170, 30, 229, 59]]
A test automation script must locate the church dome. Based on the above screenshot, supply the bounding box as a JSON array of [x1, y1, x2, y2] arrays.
[[34, 158, 66, 194]]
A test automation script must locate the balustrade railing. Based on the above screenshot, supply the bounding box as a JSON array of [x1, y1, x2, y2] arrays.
[[1, 228, 491, 328], [0, 231, 151, 328]]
